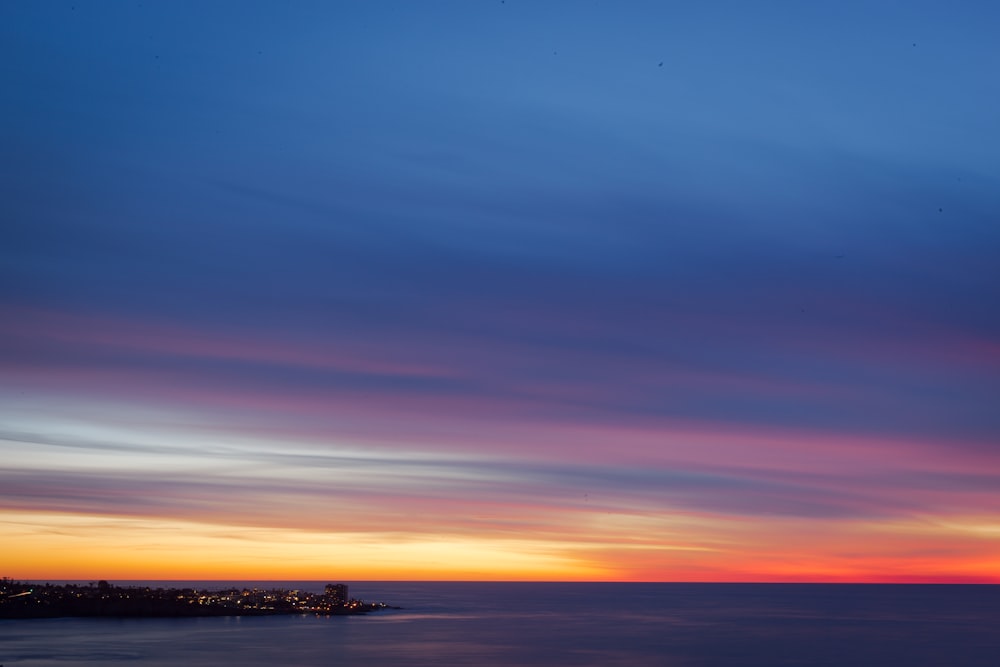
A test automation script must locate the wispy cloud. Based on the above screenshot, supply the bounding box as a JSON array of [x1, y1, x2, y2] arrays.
[[2, 0, 998, 580]]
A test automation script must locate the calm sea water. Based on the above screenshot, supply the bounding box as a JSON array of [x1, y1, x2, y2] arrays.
[[2, 582, 998, 666]]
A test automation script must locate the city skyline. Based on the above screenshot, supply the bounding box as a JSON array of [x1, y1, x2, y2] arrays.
[[2, 1, 998, 582]]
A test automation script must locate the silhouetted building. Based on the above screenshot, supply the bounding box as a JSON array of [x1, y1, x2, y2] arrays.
[[325, 584, 348, 606]]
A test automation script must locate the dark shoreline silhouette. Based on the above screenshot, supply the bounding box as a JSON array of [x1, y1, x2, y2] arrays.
[[0, 578, 396, 619]]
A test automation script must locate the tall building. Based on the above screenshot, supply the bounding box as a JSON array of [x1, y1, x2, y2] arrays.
[[324, 584, 348, 606]]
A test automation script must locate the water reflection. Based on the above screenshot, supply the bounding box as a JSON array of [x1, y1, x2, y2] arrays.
[[1, 583, 998, 666]]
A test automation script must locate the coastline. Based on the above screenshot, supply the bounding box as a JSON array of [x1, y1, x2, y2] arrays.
[[0, 578, 396, 620]]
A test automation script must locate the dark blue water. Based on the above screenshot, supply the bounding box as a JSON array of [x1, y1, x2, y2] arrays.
[[2, 583, 998, 666]]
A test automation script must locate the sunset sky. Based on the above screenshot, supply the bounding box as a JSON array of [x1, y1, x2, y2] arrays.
[[2, 1, 999, 582]]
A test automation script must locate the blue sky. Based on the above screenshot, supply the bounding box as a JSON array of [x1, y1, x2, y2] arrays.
[[2, 1, 999, 580]]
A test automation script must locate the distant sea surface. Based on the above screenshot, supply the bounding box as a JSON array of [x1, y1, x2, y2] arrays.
[[2, 582, 999, 666]]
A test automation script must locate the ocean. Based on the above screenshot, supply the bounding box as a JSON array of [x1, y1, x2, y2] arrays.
[[2, 582, 998, 666]]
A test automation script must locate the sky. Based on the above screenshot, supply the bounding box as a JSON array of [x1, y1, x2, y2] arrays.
[[2, 0, 999, 582]]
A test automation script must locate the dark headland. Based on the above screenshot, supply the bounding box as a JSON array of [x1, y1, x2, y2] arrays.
[[0, 578, 397, 619]]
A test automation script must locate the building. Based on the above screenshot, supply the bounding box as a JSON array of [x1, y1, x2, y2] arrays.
[[324, 584, 348, 606]]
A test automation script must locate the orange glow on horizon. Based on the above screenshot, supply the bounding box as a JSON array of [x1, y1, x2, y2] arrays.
[[3, 510, 998, 584]]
